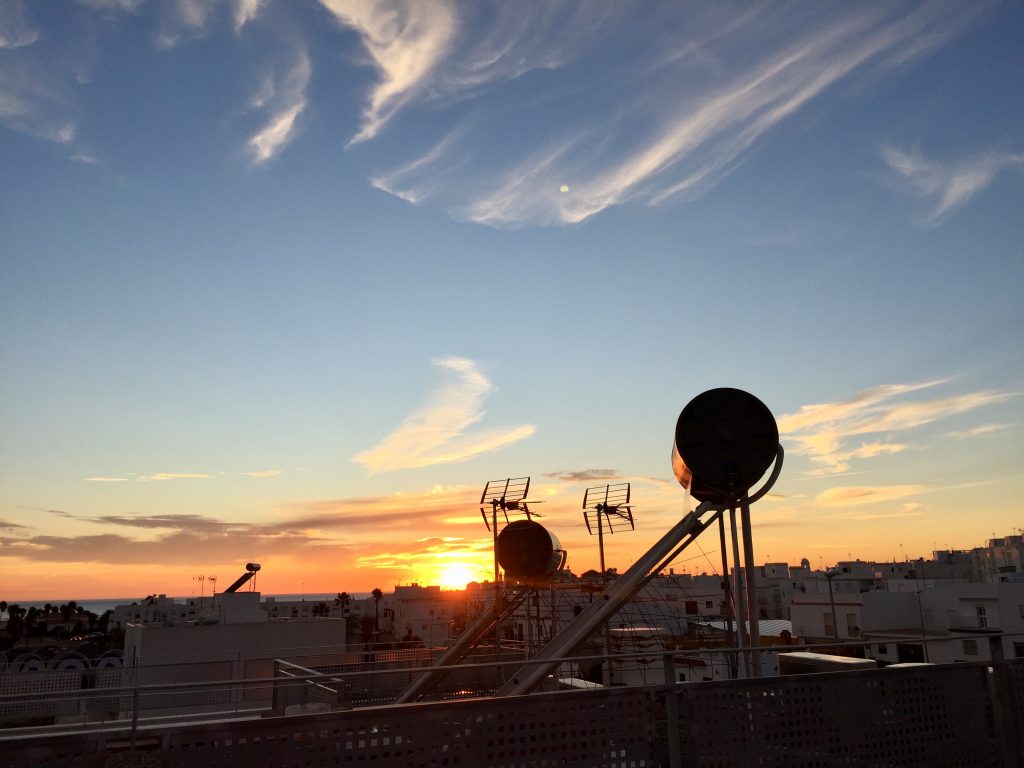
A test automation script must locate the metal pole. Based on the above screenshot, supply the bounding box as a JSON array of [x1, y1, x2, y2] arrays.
[[598, 507, 612, 686], [663, 652, 682, 768], [826, 572, 839, 643], [717, 511, 736, 679], [740, 491, 762, 677], [493, 503, 499, 585], [499, 501, 716, 695], [728, 505, 749, 678], [916, 590, 929, 662], [129, 683, 139, 767], [394, 587, 530, 704]]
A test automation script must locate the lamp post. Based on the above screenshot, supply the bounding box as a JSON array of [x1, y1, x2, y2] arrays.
[[824, 570, 839, 643]]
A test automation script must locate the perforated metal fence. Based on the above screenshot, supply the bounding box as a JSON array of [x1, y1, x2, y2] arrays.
[[663, 662, 1002, 767], [1, 659, 1022, 767]]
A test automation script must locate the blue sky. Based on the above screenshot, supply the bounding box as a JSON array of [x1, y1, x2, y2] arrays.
[[1, 0, 1022, 599]]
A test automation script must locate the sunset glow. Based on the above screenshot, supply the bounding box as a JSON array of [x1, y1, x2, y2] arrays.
[[434, 561, 490, 591], [0, 2, 1021, 601]]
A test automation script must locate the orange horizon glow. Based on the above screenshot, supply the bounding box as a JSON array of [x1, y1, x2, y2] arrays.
[[2, 475, 1016, 602]]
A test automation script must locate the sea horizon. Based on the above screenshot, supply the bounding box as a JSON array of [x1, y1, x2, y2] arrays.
[[2, 593, 371, 616]]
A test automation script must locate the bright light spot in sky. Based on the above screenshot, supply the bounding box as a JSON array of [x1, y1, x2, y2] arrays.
[[559, 184, 569, 193], [435, 561, 486, 590]]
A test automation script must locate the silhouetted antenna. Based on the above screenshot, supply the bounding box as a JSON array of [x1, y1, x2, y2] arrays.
[[480, 476, 544, 584], [480, 476, 542, 529], [582, 482, 634, 581]]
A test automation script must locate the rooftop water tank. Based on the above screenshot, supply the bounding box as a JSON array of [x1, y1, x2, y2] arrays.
[[497, 520, 563, 584], [672, 387, 778, 504]]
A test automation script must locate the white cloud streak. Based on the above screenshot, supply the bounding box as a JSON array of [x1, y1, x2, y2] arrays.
[[156, 0, 217, 49], [353, 357, 536, 474], [882, 146, 1024, 224], [945, 423, 1013, 440], [233, 0, 266, 33], [319, 0, 457, 144], [367, 3, 983, 227], [779, 380, 1015, 474], [78, 0, 145, 11], [815, 485, 925, 508], [0, 0, 39, 49], [248, 47, 311, 165]]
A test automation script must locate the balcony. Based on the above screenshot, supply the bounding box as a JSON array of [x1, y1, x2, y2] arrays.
[[2, 652, 1022, 767]]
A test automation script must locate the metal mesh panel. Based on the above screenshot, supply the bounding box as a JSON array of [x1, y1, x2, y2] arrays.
[[1007, 658, 1024, 736], [128, 662, 235, 713], [674, 664, 997, 768], [156, 687, 655, 768], [2, 661, 1021, 767], [0, 671, 81, 722]]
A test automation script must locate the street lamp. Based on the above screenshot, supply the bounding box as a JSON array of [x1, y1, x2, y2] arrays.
[[824, 570, 840, 643]]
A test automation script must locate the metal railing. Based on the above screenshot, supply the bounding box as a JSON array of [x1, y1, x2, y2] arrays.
[[2, 647, 1022, 767]]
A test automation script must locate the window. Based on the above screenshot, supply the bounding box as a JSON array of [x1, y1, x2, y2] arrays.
[[877, 644, 888, 655], [705, 600, 713, 609], [846, 613, 859, 638], [963, 638, 978, 655], [976, 606, 987, 628], [824, 612, 835, 636]]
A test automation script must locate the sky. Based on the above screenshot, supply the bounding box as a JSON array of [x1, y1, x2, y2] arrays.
[[1, 0, 1022, 601]]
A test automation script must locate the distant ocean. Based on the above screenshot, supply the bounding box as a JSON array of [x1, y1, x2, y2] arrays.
[[4, 593, 369, 615]]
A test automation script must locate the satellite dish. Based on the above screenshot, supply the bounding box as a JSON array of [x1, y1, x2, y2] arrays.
[[672, 387, 779, 503]]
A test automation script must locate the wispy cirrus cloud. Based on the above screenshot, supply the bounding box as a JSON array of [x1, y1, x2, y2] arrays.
[[233, 0, 266, 33], [353, 357, 535, 474], [86, 472, 210, 482], [0, 0, 39, 49], [247, 45, 311, 164], [78, 0, 145, 11], [319, 0, 457, 144], [366, 3, 983, 227], [156, 0, 216, 49], [0, 59, 77, 144], [779, 380, 1015, 475], [945, 423, 1014, 440], [882, 146, 1024, 224], [815, 485, 925, 508], [87, 470, 283, 482], [544, 469, 619, 483]]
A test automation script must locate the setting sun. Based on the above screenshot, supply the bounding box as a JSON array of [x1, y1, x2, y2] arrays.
[[435, 561, 488, 590]]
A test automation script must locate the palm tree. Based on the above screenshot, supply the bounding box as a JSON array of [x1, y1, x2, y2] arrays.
[[371, 588, 383, 632], [5, 605, 25, 646], [25, 606, 40, 637], [335, 592, 350, 615]]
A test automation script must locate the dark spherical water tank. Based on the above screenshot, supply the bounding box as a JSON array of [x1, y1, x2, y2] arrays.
[[672, 387, 778, 504], [496, 520, 562, 584]]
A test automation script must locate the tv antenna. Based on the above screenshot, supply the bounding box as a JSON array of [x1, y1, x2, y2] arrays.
[[480, 477, 543, 583], [582, 482, 634, 582]]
